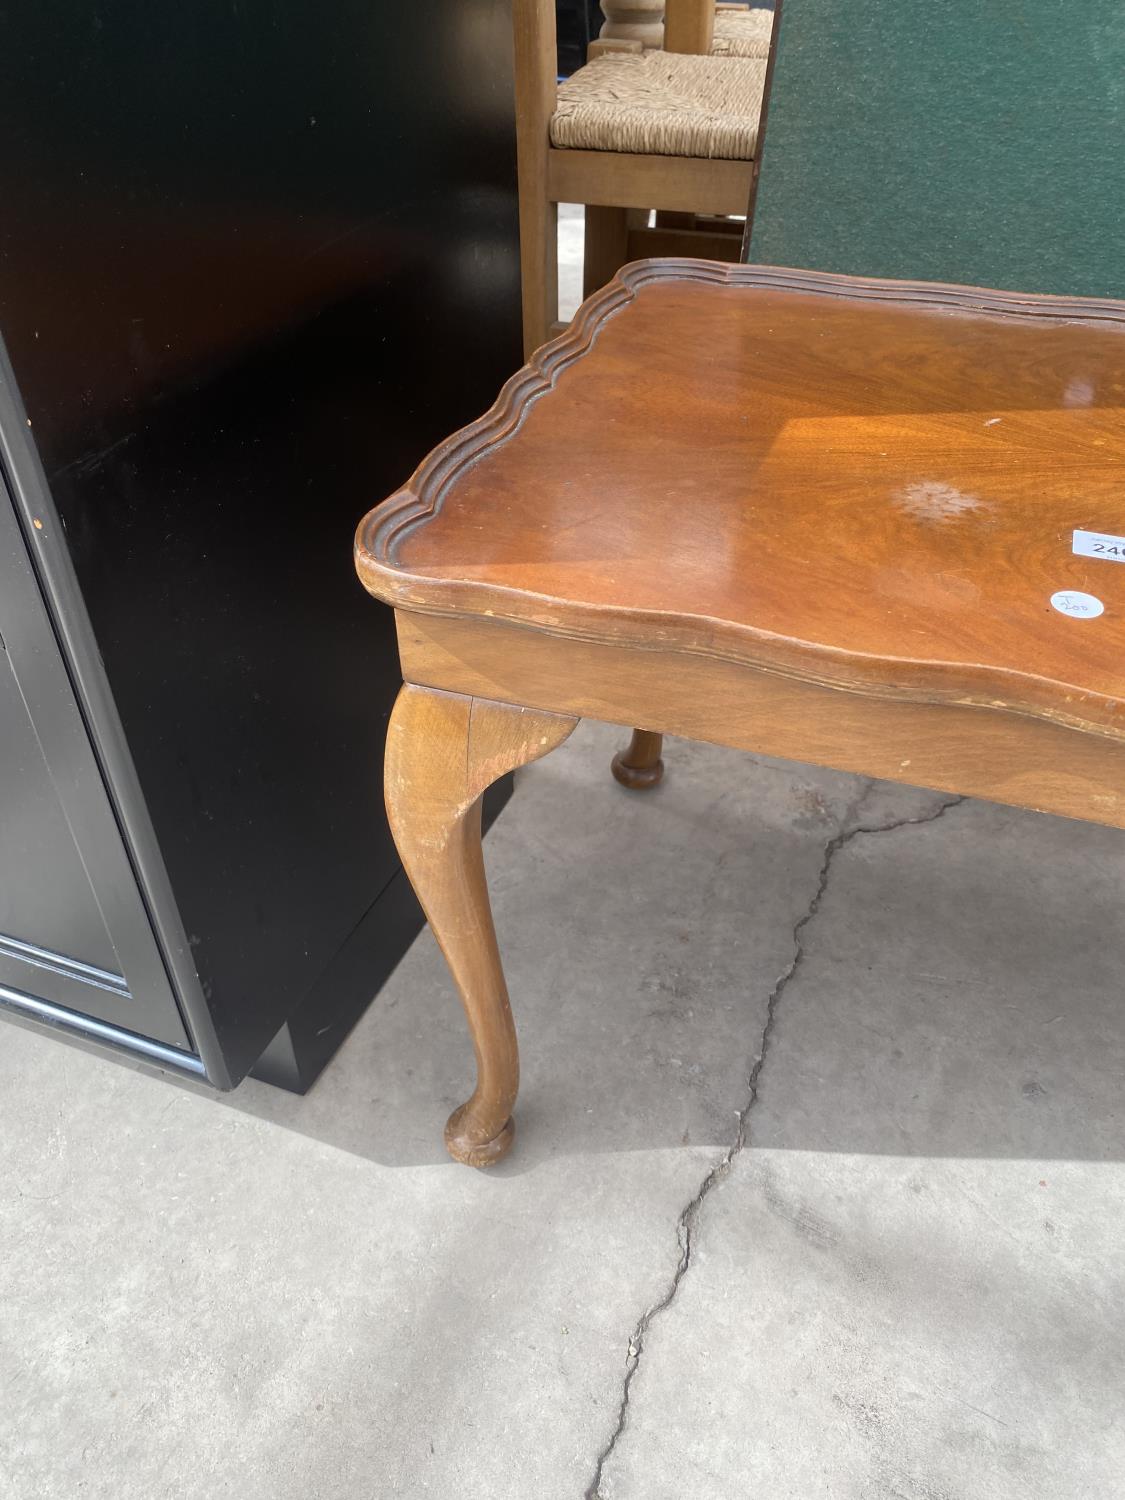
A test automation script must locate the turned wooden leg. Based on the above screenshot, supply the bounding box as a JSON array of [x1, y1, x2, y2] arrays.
[[611, 728, 665, 790], [384, 684, 577, 1166], [598, 1, 666, 48]]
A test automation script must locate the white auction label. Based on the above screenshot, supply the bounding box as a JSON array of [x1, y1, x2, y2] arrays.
[[1073, 529, 1125, 562], [1050, 590, 1105, 619]]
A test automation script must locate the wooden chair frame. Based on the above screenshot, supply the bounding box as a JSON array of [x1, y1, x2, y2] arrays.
[[514, 0, 755, 355]]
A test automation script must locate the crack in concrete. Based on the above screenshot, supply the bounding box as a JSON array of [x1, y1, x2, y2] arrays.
[[584, 788, 967, 1500]]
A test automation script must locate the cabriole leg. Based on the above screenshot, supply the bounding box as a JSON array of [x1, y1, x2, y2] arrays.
[[384, 684, 577, 1165]]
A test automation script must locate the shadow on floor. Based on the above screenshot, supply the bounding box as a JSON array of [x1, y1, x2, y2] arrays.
[[215, 723, 1125, 1173]]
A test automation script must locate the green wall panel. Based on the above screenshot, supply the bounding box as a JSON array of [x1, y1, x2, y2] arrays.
[[750, 1, 1125, 297]]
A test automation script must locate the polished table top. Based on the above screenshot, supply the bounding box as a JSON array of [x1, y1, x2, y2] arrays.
[[357, 261, 1125, 738]]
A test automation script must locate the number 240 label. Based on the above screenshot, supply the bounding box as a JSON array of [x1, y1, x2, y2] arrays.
[[1073, 528, 1125, 562]]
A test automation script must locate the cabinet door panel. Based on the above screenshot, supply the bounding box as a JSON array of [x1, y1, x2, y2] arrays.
[[0, 476, 191, 1050], [0, 644, 122, 973]]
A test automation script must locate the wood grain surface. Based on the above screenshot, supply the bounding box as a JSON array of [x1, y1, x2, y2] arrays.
[[397, 612, 1125, 832], [357, 260, 1125, 740]]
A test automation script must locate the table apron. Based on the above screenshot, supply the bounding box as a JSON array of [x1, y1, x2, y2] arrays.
[[395, 610, 1125, 831]]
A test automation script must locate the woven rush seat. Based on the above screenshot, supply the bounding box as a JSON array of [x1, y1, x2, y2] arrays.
[[711, 8, 774, 58], [550, 51, 767, 160]]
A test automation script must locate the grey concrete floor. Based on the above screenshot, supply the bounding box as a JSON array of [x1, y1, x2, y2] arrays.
[[6, 225, 1125, 1495], [3, 722, 1125, 1499]]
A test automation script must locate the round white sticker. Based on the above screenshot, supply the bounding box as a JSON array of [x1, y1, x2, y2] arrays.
[[1050, 590, 1104, 619]]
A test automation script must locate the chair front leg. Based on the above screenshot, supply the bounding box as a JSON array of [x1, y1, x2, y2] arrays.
[[384, 683, 577, 1165]]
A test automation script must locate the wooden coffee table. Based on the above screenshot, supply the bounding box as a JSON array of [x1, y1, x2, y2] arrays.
[[356, 259, 1125, 1166]]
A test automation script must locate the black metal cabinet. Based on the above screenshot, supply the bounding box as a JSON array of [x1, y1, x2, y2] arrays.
[[0, 2, 520, 1091]]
